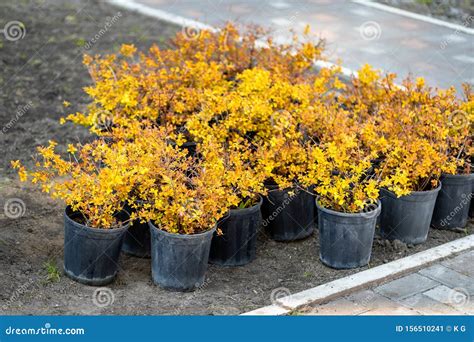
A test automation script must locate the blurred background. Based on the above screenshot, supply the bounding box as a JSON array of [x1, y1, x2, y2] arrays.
[[130, 0, 474, 91]]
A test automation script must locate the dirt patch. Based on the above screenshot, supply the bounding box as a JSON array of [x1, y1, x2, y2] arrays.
[[0, 0, 178, 174], [1, 179, 472, 315], [0, 0, 472, 316], [376, 0, 473, 25]]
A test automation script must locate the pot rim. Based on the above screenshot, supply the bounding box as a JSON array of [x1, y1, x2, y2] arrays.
[[381, 182, 442, 199], [228, 195, 263, 214], [315, 199, 381, 218], [148, 220, 217, 239], [441, 172, 474, 180], [265, 183, 310, 195], [64, 206, 130, 233]]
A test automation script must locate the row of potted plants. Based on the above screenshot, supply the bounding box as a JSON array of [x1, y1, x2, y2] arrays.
[[13, 24, 473, 291]]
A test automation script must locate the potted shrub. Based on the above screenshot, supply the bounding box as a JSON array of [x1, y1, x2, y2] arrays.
[[258, 118, 316, 242], [262, 147, 316, 241], [235, 69, 317, 241], [187, 82, 276, 265], [127, 128, 231, 291], [258, 121, 318, 242], [431, 85, 473, 229], [207, 141, 266, 266], [375, 79, 454, 244], [63, 25, 325, 137], [12, 140, 133, 285], [188, 67, 337, 242], [301, 133, 381, 269]]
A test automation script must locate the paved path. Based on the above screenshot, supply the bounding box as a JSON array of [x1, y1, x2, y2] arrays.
[[301, 250, 474, 315], [129, 0, 473, 92]]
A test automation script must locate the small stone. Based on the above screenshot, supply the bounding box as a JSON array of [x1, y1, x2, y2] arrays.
[[64, 15, 77, 24], [451, 228, 466, 234], [407, 244, 414, 248], [27, 228, 33, 233], [392, 239, 407, 251]]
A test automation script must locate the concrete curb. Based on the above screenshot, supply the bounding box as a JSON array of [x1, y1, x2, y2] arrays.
[[242, 234, 474, 315], [106, 0, 215, 31], [352, 0, 474, 35]]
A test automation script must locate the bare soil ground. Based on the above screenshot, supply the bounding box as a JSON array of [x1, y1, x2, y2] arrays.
[[0, 0, 472, 315]]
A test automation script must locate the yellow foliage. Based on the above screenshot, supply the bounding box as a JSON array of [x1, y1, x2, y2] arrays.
[[13, 22, 473, 226]]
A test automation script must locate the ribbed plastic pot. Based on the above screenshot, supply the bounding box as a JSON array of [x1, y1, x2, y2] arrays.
[[63, 206, 129, 286], [209, 197, 262, 266], [149, 222, 215, 291], [431, 174, 473, 229], [379, 184, 441, 244], [317, 200, 381, 269], [261, 185, 315, 241], [122, 220, 151, 258], [470, 177, 474, 218]]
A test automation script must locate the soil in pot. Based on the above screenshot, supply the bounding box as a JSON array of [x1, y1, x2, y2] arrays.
[[431, 174, 473, 229], [149, 222, 215, 291], [379, 184, 441, 244], [209, 197, 262, 266], [63, 207, 129, 286], [261, 185, 315, 241], [317, 200, 381, 269]]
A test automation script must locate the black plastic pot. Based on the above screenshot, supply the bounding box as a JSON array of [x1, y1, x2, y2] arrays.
[[316, 200, 381, 269], [431, 174, 473, 229], [63, 207, 129, 286], [379, 184, 441, 244], [122, 220, 151, 258], [149, 222, 215, 291], [470, 178, 474, 218], [261, 185, 315, 241], [209, 197, 262, 266]]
